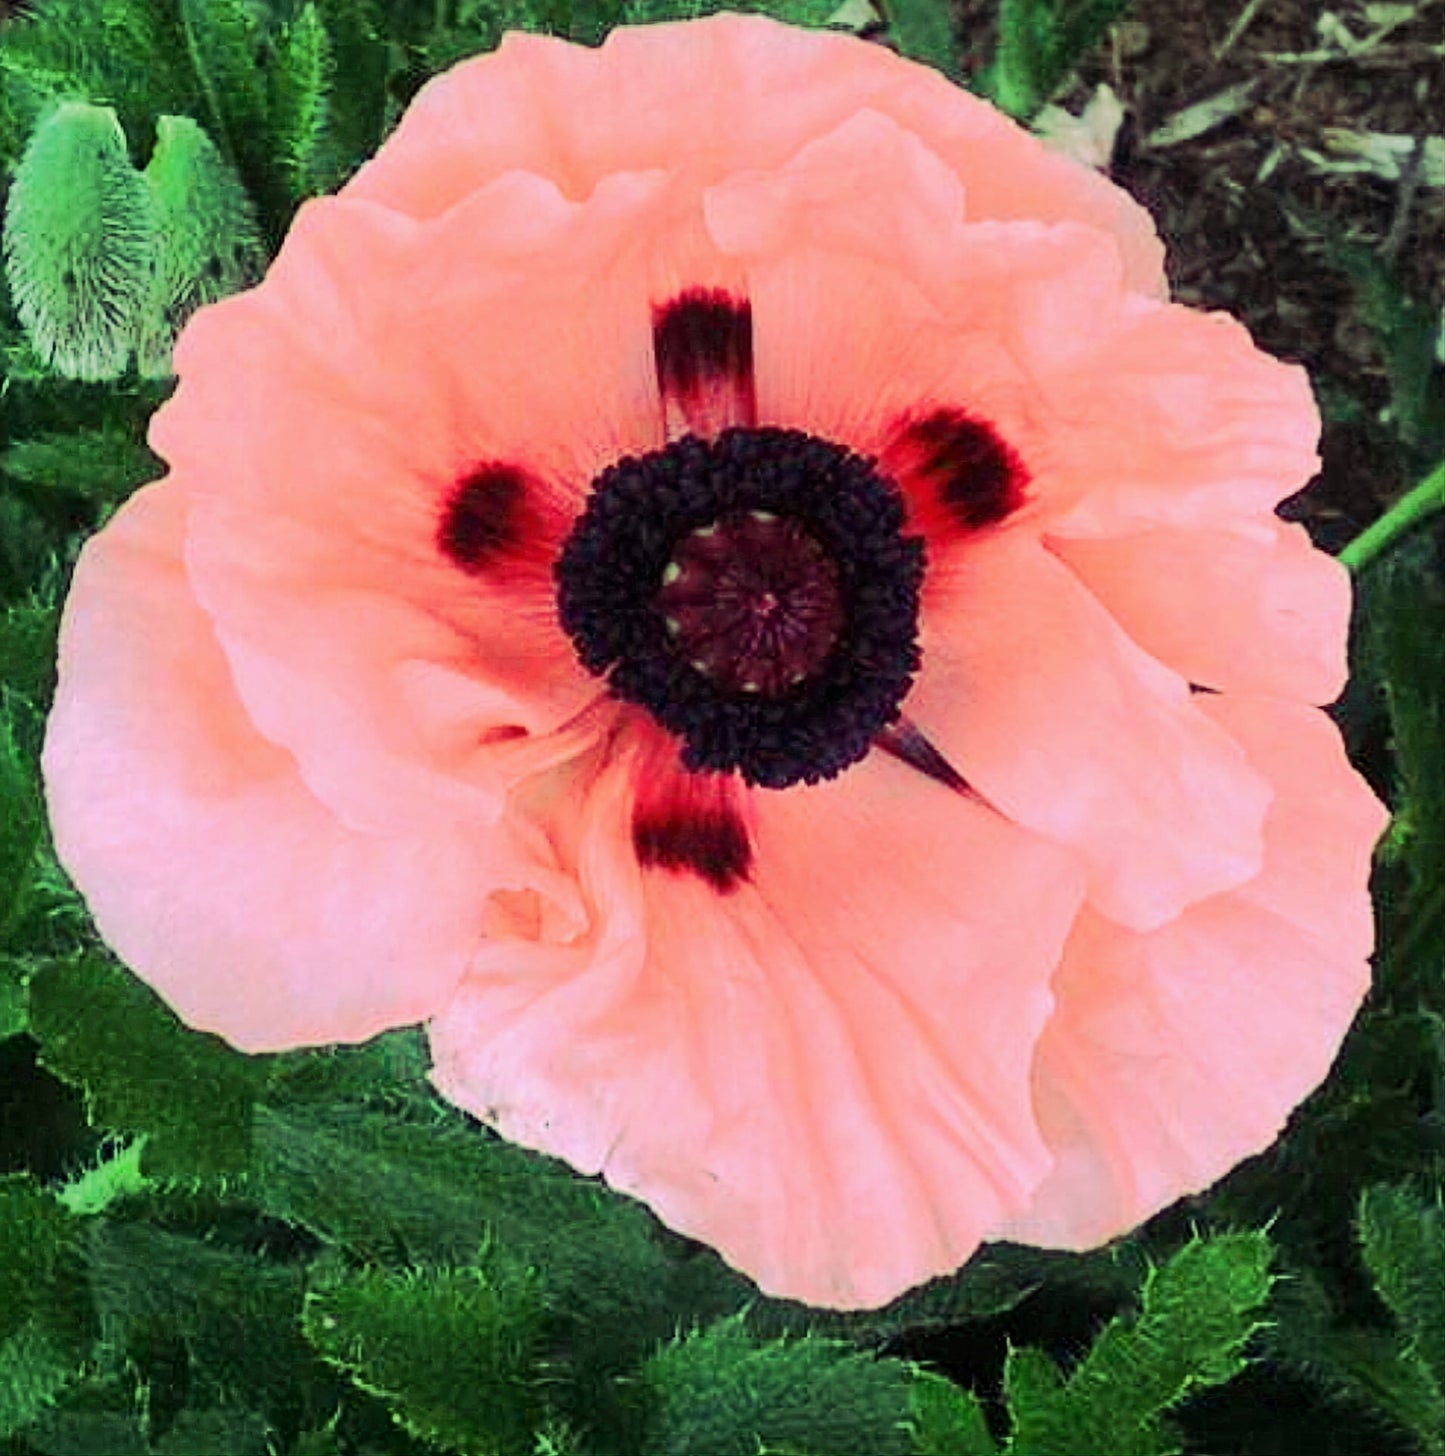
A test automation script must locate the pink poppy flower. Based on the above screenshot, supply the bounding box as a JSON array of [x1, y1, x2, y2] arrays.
[[43, 13, 1388, 1309]]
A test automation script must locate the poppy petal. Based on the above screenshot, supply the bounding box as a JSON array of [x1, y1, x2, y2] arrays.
[[428, 732, 1086, 1309], [153, 169, 692, 833], [42, 481, 570, 1051], [345, 15, 1164, 293], [1047, 519, 1351, 705], [908, 530, 1273, 930], [996, 694, 1388, 1248]]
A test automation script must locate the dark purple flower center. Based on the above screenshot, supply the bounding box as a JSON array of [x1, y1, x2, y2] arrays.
[[657, 510, 845, 697], [554, 426, 925, 789]]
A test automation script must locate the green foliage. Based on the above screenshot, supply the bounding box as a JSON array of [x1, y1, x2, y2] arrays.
[[887, 0, 960, 79], [4, 424, 164, 505], [86, 1218, 319, 1419], [3, 101, 155, 381], [1358, 1184, 1445, 1408], [178, 0, 284, 237], [138, 113, 266, 376], [999, 1233, 1275, 1455], [1366, 525, 1445, 1007], [910, 1370, 999, 1456], [0, 1176, 92, 1438], [269, 3, 338, 199], [640, 1313, 917, 1456], [26, 950, 273, 1177], [0, 0, 200, 164], [0, 711, 43, 956], [304, 1263, 545, 1456], [984, 0, 1132, 119]]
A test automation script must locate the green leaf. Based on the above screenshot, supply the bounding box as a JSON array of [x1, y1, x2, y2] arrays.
[[0, 711, 44, 954], [887, 0, 959, 78], [986, 0, 1131, 119], [1365, 527, 1445, 1007], [0, 1317, 81, 1439], [270, 3, 338, 199], [137, 114, 266, 377], [1264, 1264, 1445, 1456], [3, 424, 164, 505], [308, 0, 389, 186], [0, 0, 200, 154], [1358, 1184, 1445, 1396], [909, 1370, 998, 1456], [26, 950, 273, 1177], [0, 1175, 86, 1346], [1005, 1233, 1274, 1456], [304, 1263, 545, 1456], [178, 0, 287, 243], [2, 101, 155, 381], [0, 1176, 92, 1437], [85, 1219, 317, 1421], [640, 1314, 916, 1456]]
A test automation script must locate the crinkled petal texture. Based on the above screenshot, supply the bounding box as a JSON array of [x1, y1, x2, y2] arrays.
[[44, 10, 1386, 1310]]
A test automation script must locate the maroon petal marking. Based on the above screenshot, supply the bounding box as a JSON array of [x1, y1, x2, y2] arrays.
[[652, 288, 757, 440], [883, 408, 1028, 541], [875, 716, 972, 795], [438, 462, 572, 591], [631, 740, 753, 894]]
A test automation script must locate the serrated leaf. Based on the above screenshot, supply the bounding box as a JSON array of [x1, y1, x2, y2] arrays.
[[137, 115, 266, 377], [1358, 1184, 1445, 1393], [0, 712, 43, 953], [1264, 1264, 1445, 1456], [1365, 527, 1445, 1005], [85, 1220, 319, 1423], [0, 1175, 85, 1346], [152, 1407, 271, 1456], [910, 1370, 998, 1456], [270, 4, 337, 199], [305, 1263, 544, 1456], [3, 101, 155, 381], [641, 1314, 916, 1456], [3, 425, 164, 505], [26, 950, 273, 1177], [179, 0, 286, 242], [0, 0, 200, 153], [0, 1317, 81, 1439], [1006, 1234, 1274, 1456]]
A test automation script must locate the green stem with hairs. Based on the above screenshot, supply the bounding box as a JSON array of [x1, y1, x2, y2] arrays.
[[1339, 460, 1445, 574]]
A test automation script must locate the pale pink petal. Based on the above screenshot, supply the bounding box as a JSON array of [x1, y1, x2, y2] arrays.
[[345, 13, 1164, 292], [1037, 303, 1322, 535], [1048, 519, 1351, 705], [429, 728, 1086, 1309], [908, 531, 1272, 930], [151, 167, 713, 833], [41, 481, 573, 1052], [997, 695, 1388, 1248]]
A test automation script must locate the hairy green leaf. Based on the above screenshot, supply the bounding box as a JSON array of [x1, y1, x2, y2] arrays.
[[26, 950, 272, 1177], [641, 1314, 916, 1456], [3, 101, 154, 380], [888, 0, 959, 78], [271, 3, 339, 198], [1359, 1184, 1445, 1397], [910, 1370, 999, 1456], [305, 1263, 544, 1456], [1005, 1233, 1274, 1456], [3, 424, 164, 505]]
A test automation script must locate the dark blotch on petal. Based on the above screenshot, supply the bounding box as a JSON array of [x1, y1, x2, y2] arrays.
[[895, 408, 1027, 532], [634, 805, 752, 894], [652, 288, 756, 426], [439, 464, 528, 573]]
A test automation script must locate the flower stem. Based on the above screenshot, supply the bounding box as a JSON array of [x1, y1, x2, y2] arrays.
[[1339, 460, 1445, 574]]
